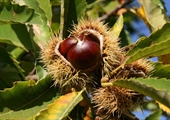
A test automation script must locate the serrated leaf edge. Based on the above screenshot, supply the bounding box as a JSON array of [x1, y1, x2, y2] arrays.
[[32, 88, 85, 119], [126, 38, 170, 63]]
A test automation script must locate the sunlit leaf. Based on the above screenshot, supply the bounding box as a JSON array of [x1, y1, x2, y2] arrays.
[[127, 38, 170, 63], [151, 0, 167, 11], [31, 89, 84, 120], [0, 24, 33, 51], [156, 101, 170, 114], [111, 15, 123, 39], [36, 0, 52, 23], [102, 78, 170, 108], [10, 47, 25, 60], [0, 76, 60, 119], [130, 6, 152, 31], [138, 0, 170, 65], [139, 0, 169, 31], [13, 0, 52, 46], [126, 22, 170, 64], [0, 1, 41, 24]]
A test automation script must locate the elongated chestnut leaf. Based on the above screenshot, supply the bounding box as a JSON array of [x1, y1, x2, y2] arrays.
[[152, 62, 170, 79], [0, 24, 34, 51], [110, 15, 131, 47], [102, 78, 170, 108], [151, 0, 167, 11], [36, 0, 52, 23], [12, 0, 52, 46], [110, 15, 123, 39], [13, 0, 50, 23], [30, 89, 84, 120], [127, 38, 170, 63], [138, 0, 170, 65], [0, 0, 51, 48], [126, 22, 170, 64], [139, 0, 168, 31], [0, 1, 41, 24], [156, 101, 170, 114], [0, 76, 60, 119], [12, 0, 52, 79]]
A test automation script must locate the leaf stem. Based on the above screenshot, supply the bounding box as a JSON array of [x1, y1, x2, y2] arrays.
[[101, 82, 113, 87]]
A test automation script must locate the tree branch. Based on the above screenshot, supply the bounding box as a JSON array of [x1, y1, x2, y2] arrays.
[[98, 0, 134, 21]]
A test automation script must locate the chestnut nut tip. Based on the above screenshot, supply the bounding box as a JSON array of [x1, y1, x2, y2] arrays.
[[59, 34, 101, 71]]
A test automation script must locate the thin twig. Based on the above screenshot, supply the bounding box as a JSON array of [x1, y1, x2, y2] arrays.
[[26, 75, 38, 81], [122, 111, 139, 120], [98, 0, 134, 21], [25, 68, 38, 81], [101, 82, 113, 87]]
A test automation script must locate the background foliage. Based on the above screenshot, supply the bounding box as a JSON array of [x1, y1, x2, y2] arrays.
[[0, 0, 170, 119]]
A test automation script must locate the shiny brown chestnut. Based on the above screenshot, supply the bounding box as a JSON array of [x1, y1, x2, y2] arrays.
[[59, 37, 78, 57], [59, 34, 101, 71]]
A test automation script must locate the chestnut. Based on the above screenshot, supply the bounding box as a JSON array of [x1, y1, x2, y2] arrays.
[[59, 37, 78, 57], [59, 34, 101, 71]]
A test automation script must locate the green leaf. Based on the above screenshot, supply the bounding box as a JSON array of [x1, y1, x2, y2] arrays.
[[102, 78, 170, 108], [0, 2, 41, 24], [0, 46, 13, 69], [36, 65, 47, 80], [0, 65, 21, 90], [102, 1, 118, 13], [126, 22, 170, 64], [127, 38, 170, 63], [145, 109, 162, 120], [139, 0, 169, 31], [110, 15, 123, 39], [0, 76, 60, 119], [50, 0, 61, 6], [152, 62, 170, 79], [0, 24, 33, 51], [20, 61, 34, 76], [140, 0, 170, 65], [0, 46, 25, 87], [30, 89, 84, 120], [151, 0, 167, 11], [13, 0, 47, 22], [10, 47, 25, 60], [60, 0, 86, 38], [14, 0, 52, 46], [36, 0, 52, 22]]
